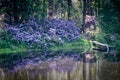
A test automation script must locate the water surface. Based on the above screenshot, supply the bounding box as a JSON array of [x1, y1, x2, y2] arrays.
[[0, 60, 120, 80]]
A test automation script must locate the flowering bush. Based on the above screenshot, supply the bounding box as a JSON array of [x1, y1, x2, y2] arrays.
[[5, 18, 80, 48]]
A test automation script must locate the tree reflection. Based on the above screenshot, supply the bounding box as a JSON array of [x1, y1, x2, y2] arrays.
[[0, 61, 120, 80]]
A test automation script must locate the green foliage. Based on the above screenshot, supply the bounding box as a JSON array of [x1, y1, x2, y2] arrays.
[[95, 33, 106, 43], [0, 30, 28, 50], [0, 0, 47, 24], [95, 0, 120, 34], [114, 40, 120, 50], [0, 31, 13, 48]]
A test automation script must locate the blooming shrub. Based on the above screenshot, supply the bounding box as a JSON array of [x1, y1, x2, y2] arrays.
[[5, 18, 80, 48]]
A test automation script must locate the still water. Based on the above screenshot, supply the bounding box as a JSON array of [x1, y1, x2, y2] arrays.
[[0, 59, 120, 80]]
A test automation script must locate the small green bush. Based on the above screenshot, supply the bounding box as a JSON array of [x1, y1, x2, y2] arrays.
[[95, 33, 106, 43]]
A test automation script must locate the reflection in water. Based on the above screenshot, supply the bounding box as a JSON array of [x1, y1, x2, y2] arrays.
[[0, 61, 120, 80]]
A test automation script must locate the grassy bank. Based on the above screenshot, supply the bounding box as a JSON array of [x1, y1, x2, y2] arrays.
[[0, 39, 91, 54], [49, 39, 91, 52], [0, 44, 29, 54]]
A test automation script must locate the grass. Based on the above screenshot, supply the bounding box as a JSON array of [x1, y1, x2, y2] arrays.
[[0, 44, 28, 54], [0, 44, 43, 54], [49, 39, 91, 53], [0, 39, 91, 54]]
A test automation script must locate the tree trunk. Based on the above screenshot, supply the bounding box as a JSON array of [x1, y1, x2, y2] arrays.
[[89, 0, 94, 16], [67, 0, 72, 20], [82, 0, 87, 33], [42, 0, 46, 20], [48, 0, 53, 17]]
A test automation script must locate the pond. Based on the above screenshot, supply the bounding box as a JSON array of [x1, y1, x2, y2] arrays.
[[0, 51, 120, 80]]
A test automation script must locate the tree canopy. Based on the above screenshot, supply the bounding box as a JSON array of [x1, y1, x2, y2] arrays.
[[0, 0, 120, 34]]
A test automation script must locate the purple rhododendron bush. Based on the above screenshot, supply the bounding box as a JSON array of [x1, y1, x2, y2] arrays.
[[2, 18, 81, 49]]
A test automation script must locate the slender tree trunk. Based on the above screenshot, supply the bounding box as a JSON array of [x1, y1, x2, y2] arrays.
[[82, 0, 87, 33], [90, 0, 94, 16], [67, 0, 72, 20], [42, 0, 46, 20], [87, 0, 90, 15], [48, 0, 53, 17], [13, 0, 19, 24], [54, 0, 58, 16]]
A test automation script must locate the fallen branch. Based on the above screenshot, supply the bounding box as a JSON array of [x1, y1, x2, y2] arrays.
[[92, 41, 109, 53]]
